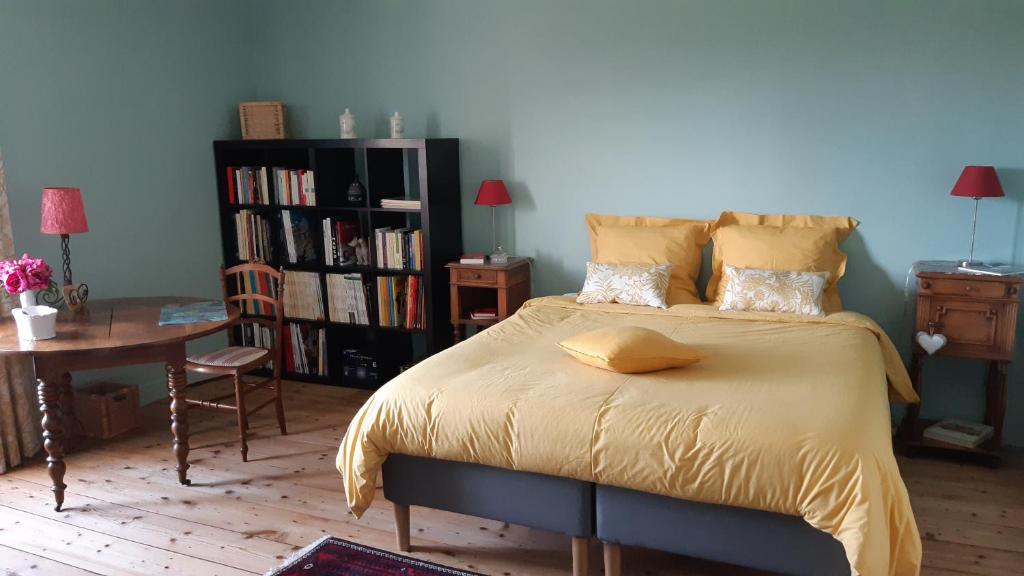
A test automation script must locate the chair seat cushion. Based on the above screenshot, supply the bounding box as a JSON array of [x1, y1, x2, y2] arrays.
[[187, 346, 269, 367]]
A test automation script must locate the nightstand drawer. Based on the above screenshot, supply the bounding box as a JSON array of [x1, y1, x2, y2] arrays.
[[916, 298, 1015, 359], [919, 277, 1015, 299], [456, 268, 498, 285]]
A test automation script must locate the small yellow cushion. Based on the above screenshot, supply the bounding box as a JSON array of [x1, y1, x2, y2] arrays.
[[559, 326, 703, 373], [586, 213, 711, 305]]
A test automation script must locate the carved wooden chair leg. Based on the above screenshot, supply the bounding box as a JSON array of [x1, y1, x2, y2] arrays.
[[393, 503, 411, 551], [603, 542, 621, 576], [571, 537, 589, 576], [234, 374, 249, 462]]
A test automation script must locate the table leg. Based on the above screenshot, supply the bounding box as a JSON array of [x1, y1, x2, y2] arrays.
[[166, 360, 191, 486], [36, 371, 67, 511]]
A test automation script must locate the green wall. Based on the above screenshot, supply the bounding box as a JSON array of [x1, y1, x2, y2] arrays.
[[249, 0, 1024, 444], [2, 1, 1023, 444], [0, 0, 252, 401]]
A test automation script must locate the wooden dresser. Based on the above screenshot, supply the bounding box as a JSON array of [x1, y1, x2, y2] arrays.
[[902, 270, 1023, 459]]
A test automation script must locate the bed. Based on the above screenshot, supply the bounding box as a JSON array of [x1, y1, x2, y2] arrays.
[[338, 296, 921, 575]]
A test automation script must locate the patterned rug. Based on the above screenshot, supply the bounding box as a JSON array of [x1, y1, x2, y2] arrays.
[[264, 536, 484, 576]]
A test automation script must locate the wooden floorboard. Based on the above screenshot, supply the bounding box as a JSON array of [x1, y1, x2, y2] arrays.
[[0, 379, 1021, 575]]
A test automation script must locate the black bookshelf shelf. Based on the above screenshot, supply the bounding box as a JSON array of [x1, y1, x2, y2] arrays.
[[214, 138, 462, 388]]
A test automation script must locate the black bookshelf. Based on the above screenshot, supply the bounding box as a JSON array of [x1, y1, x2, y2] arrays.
[[213, 138, 462, 387]]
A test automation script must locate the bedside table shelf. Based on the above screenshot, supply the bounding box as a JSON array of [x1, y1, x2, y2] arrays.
[[900, 268, 1023, 464]]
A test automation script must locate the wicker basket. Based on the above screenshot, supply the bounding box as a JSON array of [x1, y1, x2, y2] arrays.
[[73, 381, 139, 439], [240, 101, 287, 140]]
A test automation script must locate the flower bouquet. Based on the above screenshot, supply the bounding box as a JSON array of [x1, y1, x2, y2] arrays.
[[2, 254, 58, 340]]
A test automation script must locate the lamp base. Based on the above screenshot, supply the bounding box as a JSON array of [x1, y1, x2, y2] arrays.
[[958, 259, 985, 268]]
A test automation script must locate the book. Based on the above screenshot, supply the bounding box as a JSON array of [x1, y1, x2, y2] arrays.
[[470, 308, 497, 320], [284, 322, 326, 376], [327, 273, 370, 325], [158, 301, 228, 325], [228, 167, 270, 205], [281, 210, 318, 264], [374, 227, 423, 270], [283, 271, 325, 320], [233, 210, 273, 262], [380, 197, 421, 209], [273, 168, 316, 206], [460, 253, 486, 265], [957, 263, 1024, 276], [923, 419, 994, 448], [375, 275, 424, 329]]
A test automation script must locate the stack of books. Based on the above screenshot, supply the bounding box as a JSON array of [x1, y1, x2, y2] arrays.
[[239, 323, 274, 350], [326, 273, 370, 325], [376, 275, 425, 329], [470, 308, 498, 321], [235, 269, 277, 316], [283, 323, 326, 376], [273, 168, 316, 206], [923, 419, 994, 448], [283, 271, 324, 320], [380, 197, 421, 210], [374, 227, 424, 270], [322, 219, 361, 266], [234, 210, 273, 263], [281, 210, 318, 264], [227, 166, 270, 205]]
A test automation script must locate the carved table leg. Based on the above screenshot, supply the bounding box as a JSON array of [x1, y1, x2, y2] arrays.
[[36, 370, 68, 511], [167, 360, 191, 486]]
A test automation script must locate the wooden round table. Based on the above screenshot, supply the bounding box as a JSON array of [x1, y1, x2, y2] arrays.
[[0, 297, 238, 510]]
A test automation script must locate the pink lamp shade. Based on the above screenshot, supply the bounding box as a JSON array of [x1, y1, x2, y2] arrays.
[[474, 180, 512, 206], [40, 187, 89, 235], [950, 166, 1004, 199]]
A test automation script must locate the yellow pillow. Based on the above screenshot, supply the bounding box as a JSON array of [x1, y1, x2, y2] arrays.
[[586, 213, 711, 305], [708, 218, 856, 313], [559, 326, 704, 373]]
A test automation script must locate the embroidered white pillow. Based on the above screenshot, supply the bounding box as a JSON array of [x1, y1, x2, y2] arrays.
[[718, 265, 830, 316], [577, 262, 672, 309]]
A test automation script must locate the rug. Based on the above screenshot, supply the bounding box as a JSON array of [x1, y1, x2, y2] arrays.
[[264, 536, 484, 576]]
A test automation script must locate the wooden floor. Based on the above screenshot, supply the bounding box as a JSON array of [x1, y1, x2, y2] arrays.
[[1, 379, 1021, 576]]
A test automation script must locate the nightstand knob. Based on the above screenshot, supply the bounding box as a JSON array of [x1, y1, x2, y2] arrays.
[[921, 281, 931, 289], [1010, 286, 1019, 296], [965, 285, 974, 292], [473, 272, 481, 279]]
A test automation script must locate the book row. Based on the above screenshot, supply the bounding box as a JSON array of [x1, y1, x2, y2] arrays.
[[227, 167, 317, 206], [377, 275, 425, 330], [234, 210, 274, 263], [283, 323, 327, 376], [374, 227, 424, 271]]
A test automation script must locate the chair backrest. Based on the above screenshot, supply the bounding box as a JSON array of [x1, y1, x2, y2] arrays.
[[221, 263, 286, 368]]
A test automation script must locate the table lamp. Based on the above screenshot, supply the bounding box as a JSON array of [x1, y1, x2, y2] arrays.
[[475, 179, 512, 264], [950, 166, 1004, 267], [40, 187, 90, 309]]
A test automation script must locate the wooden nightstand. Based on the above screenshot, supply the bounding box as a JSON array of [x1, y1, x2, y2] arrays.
[[446, 258, 531, 343], [901, 269, 1023, 461]]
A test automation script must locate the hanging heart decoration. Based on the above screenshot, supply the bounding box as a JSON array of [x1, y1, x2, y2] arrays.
[[916, 331, 947, 355]]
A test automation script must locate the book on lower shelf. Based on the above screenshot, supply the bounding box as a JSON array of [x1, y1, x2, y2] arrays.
[[322, 218, 361, 266], [380, 197, 421, 210], [923, 419, 994, 448], [281, 209, 318, 264], [326, 273, 370, 325], [283, 322, 326, 376], [273, 168, 316, 206], [283, 270, 324, 320], [376, 275, 425, 329], [469, 308, 497, 320], [234, 210, 273, 262], [227, 166, 270, 205], [374, 227, 424, 271]]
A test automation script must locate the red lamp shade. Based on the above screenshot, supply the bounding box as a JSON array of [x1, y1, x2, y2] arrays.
[[40, 187, 89, 235], [474, 180, 512, 207], [950, 166, 1004, 199]]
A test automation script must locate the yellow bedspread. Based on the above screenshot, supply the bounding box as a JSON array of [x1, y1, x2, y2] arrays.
[[338, 296, 921, 575]]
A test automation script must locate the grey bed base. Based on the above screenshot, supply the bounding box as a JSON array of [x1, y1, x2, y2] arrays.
[[382, 454, 849, 575]]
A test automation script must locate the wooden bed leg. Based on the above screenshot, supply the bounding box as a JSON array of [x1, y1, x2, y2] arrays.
[[603, 542, 621, 576], [571, 537, 589, 576], [393, 503, 411, 551]]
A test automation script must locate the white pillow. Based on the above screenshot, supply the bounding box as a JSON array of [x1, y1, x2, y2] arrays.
[[576, 262, 673, 309], [718, 265, 829, 316]]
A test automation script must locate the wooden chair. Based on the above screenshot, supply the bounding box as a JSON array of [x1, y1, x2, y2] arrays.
[[185, 263, 287, 462]]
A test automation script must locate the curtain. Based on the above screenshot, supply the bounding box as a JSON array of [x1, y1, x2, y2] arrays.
[[0, 151, 40, 473]]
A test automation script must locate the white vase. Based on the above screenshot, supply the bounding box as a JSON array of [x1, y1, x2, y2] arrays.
[[19, 290, 36, 308], [12, 305, 58, 340]]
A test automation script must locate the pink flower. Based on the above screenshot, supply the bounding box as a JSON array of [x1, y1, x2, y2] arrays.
[[3, 268, 28, 295], [23, 258, 52, 291]]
